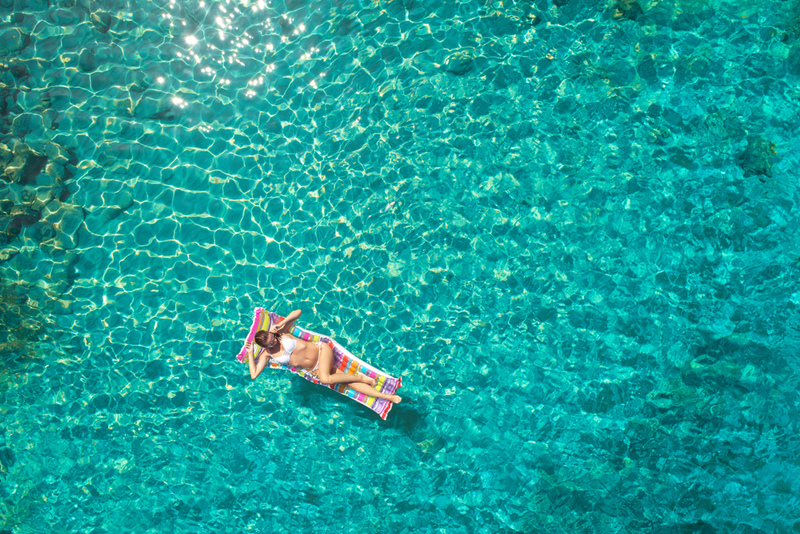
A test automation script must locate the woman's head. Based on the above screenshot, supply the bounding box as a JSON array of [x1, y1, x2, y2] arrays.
[[254, 329, 279, 348]]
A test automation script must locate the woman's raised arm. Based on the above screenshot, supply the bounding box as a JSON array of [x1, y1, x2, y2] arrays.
[[271, 309, 302, 334]]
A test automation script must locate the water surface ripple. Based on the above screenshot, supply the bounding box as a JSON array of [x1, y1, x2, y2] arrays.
[[2, 0, 800, 532]]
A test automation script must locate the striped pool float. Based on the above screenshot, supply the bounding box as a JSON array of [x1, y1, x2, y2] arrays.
[[236, 308, 402, 420]]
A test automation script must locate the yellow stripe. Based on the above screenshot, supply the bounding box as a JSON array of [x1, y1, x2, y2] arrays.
[[257, 312, 270, 331]]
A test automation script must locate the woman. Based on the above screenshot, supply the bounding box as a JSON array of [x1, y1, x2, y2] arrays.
[[245, 309, 402, 404]]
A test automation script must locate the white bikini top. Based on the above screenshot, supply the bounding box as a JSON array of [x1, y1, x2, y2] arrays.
[[271, 337, 296, 365]]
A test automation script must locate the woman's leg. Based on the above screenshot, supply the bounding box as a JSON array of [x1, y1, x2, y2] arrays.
[[315, 344, 369, 385], [315, 344, 402, 403], [347, 381, 402, 403]]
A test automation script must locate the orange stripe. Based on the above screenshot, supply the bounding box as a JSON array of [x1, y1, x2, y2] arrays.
[[342, 359, 351, 373]]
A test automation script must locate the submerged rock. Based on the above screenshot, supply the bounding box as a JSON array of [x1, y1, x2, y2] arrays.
[[57, 204, 84, 236], [45, 142, 70, 165], [41, 201, 85, 250], [0, 277, 43, 356], [2, 143, 47, 184], [0, 29, 30, 56], [0, 144, 11, 167], [100, 190, 135, 221], [613, 0, 644, 21], [481, 15, 521, 37], [4, 206, 41, 238], [78, 49, 96, 72], [91, 12, 114, 34], [11, 114, 46, 143], [444, 49, 477, 76], [787, 43, 800, 75], [0, 447, 16, 469], [737, 136, 777, 180]]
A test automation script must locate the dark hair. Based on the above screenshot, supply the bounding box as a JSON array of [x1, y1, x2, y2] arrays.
[[254, 329, 279, 348]]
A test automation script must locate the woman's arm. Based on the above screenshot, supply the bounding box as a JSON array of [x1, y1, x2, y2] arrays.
[[271, 309, 302, 335], [247, 341, 269, 380]]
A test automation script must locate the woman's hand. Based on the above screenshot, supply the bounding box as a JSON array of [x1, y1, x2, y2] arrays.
[[268, 310, 300, 336]]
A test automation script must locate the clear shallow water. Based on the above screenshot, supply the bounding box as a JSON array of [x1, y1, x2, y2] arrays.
[[2, 0, 800, 531]]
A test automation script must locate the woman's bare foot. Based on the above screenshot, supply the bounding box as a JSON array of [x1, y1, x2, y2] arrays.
[[358, 373, 376, 387], [390, 395, 402, 404]]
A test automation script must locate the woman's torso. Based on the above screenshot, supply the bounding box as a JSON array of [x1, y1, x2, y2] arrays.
[[266, 334, 318, 368]]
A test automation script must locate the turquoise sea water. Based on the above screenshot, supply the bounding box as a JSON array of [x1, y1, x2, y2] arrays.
[[2, 0, 800, 531]]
